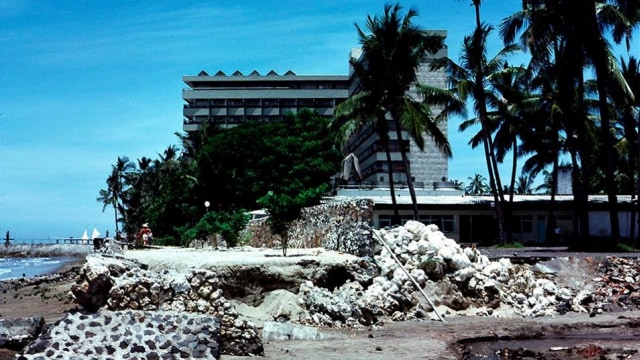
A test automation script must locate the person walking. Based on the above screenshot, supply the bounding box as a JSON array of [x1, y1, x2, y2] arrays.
[[136, 223, 153, 247]]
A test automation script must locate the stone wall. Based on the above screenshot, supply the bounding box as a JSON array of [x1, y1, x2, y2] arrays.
[[244, 199, 376, 257], [69, 256, 264, 357]]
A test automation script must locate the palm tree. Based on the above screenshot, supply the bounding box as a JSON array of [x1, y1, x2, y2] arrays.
[[466, 173, 490, 195], [432, 23, 521, 244], [617, 57, 640, 240], [501, 0, 591, 244], [344, 3, 450, 220], [515, 170, 536, 194], [98, 156, 136, 233], [501, 0, 638, 244]]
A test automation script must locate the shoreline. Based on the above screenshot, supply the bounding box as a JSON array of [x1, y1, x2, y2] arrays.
[[0, 257, 84, 360]]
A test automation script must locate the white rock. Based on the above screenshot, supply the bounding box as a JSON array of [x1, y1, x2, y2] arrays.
[[532, 286, 545, 299], [416, 240, 429, 255], [450, 253, 472, 270], [391, 268, 409, 285], [453, 267, 476, 283], [404, 220, 428, 237], [407, 241, 419, 255], [438, 246, 455, 260], [464, 247, 478, 262]]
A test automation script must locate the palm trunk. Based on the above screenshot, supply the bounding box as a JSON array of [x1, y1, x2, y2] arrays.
[[636, 117, 640, 246], [476, 82, 505, 244], [393, 123, 419, 220], [384, 141, 401, 225], [482, 130, 506, 244], [546, 121, 560, 244], [584, 1, 619, 244], [507, 138, 517, 244], [591, 48, 620, 243], [113, 201, 119, 233]]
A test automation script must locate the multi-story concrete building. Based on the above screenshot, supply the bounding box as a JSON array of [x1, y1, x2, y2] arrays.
[[182, 70, 349, 131], [182, 31, 449, 189]]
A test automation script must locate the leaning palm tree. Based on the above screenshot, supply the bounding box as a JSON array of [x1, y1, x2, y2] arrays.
[[341, 3, 451, 220], [432, 24, 520, 244], [333, 97, 402, 223]]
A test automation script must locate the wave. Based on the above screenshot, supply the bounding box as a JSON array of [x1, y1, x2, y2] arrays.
[[0, 257, 71, 281]]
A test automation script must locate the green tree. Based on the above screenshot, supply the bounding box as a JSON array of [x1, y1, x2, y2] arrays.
[[97, 156, 135, 234], [466, 173, 490, 195], [257, 110, 342, 256], [500, 0, 639, 245], [514, 170, 535, 194]]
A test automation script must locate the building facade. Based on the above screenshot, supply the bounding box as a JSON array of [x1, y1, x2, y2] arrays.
[[182, 70, 349, 131]]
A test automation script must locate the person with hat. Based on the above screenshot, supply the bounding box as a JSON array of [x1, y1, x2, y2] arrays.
[[136, 223, 153, 247]]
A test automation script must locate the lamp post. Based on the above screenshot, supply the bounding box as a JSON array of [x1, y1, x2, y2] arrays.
[[204, 201, 210, 213]]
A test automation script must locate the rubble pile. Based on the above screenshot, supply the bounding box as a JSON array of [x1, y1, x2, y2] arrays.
[[70, 256, 263, 357], [296, 221, 588, 326], [592, 256, 640, 311]]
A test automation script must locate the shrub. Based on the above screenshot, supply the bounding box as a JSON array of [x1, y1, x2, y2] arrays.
[[176, 210, 249, 248]]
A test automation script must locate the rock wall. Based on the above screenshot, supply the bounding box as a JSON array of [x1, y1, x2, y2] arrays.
[[18, 311, 221, 360], [245, 199, 375, 257], [69, 256, 263, 357]]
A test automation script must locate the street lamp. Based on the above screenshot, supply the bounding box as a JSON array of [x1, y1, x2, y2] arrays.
[[204, 201, 210, 212]]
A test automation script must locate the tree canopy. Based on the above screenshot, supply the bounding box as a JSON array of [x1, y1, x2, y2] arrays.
[[99, 109, 340, 245]]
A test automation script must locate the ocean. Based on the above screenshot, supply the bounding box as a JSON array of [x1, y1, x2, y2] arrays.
[[0, 256, 75, 281]]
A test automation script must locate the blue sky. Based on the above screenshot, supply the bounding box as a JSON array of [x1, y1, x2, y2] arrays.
[[0, 1, 634, 240]]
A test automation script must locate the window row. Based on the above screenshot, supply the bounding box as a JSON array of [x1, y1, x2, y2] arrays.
[[188, 99, 339, 108]]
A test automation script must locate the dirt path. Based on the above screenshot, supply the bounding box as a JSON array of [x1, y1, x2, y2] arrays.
[[225, 311, 640, 359]]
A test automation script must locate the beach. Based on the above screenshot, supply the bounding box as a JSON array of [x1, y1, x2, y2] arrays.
[[0, 244, 91, 359], [0, 256, 85, 360], [2, 244, 640, 359]]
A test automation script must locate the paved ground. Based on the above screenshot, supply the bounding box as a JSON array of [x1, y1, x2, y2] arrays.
[[480, 246, 640, 260]]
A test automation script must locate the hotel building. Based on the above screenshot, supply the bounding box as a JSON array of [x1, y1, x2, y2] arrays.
[[182, 30, 449, 190]]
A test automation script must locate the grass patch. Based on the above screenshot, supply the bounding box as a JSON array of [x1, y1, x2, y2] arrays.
[[496, 241, 525, 249], [616, 242, 638, 252]]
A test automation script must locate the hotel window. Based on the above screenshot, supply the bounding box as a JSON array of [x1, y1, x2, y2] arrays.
[[419, 215, 454, 233], [280, 99, 296, 107], [228, 99, 244, 107], [512, 215, 533, 233], [378, 215, 393, 228]]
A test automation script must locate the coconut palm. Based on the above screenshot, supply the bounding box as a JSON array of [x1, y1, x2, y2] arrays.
[[342, 3, 450, 220], [501, 0, 639, 243], [616, 57, 640, 240], [466, 173, 490, 195], [97, 156, 136, 233], [432, 22, 522, 244]]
